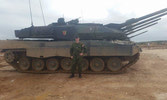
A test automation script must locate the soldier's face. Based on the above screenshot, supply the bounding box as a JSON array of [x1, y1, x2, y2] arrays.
[[75, 38, 80, 43]]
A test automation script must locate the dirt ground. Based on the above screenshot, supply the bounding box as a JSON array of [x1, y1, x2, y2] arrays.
[[0, 49, 167, 100]]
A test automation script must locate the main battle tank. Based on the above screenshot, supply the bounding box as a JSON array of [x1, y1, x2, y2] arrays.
[[0, 8, 167, 74]]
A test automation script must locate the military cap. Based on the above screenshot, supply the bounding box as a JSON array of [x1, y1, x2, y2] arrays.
[[74, 34, 79, 38]]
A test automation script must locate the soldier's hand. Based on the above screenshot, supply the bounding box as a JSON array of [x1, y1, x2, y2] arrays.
[[80, 53, 83, 56], [82, 44, 85, 47], [71, 56, 73, 59]]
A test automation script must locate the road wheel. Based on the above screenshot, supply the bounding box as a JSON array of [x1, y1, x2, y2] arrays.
[[81, 58, 89, 71], [4, 51, 15, 63], [107, 57, 122, 72], [61, 58, 72, 71], [90, 58, 104, 72], [19, 57, 31, 71], [32, 59, 45, 71], [46, 58, 59, 71]]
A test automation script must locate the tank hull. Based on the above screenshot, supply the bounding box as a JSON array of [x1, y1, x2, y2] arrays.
[[0, 40, 139, 57], [0, 40, 140, 74]]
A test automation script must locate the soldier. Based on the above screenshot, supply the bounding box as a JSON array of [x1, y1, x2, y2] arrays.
[[69, 35, 87, 78]]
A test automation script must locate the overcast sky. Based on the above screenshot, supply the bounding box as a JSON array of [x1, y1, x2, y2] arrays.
[[0, 0, 167, 42]]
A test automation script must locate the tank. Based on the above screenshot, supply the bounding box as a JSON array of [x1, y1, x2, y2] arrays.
[[0, 8, 167, 74]]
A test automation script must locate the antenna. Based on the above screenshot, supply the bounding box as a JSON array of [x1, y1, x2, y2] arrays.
[[39, 0, 46, 26], [81, 9, 84, 22], [28, 0, 33, 26]]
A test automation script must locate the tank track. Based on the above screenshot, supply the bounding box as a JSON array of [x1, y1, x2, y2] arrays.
[[7, 53, 139, 74]]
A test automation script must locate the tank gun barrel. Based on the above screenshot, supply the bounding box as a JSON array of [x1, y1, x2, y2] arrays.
[[124, 18, 161, 33], [105, 8, 167, 32], [122, 8, 167, 27], [122, 11, 167, 32], [126, 22, 158, 35], [134, 8, 167, 21], [121, 9, 167, 35], [123, 18, 161, 32], [129, 31, 147, 38]]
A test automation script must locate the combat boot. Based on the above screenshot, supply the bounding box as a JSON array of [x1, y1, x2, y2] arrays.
[[69, 73, 74, 78]]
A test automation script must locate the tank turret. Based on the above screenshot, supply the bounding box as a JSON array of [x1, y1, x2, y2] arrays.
[[15, 8, 167, 41]]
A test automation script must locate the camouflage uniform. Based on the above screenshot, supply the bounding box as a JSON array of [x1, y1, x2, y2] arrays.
[[70, 42, 86, 75]]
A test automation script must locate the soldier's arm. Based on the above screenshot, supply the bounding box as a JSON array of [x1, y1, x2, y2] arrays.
[[81, 43, 87, 54], [83, 45, 87, 54]]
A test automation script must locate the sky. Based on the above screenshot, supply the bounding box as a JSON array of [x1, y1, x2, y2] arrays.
[[0, 0, 167, 42]]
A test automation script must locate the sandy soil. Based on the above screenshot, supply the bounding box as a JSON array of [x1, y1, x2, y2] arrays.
[[0, 49, 167, 100]]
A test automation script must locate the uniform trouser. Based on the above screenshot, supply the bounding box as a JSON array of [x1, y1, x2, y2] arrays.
[[71, 56, 83, 74]]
